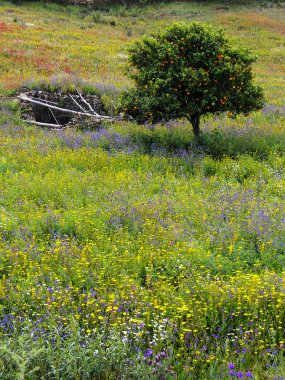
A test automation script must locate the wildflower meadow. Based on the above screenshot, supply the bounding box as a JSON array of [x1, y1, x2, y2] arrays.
[[0, 1, 285, 379]]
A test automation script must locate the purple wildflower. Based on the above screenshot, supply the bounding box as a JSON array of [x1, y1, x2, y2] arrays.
[[144, 348, 153, 358], [236, 372, 244, 379], [228, 363, 235, 369]]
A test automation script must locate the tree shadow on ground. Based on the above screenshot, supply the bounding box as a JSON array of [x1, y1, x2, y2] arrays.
[[51, 122, 285, 161], [126, 123, 284, 160]]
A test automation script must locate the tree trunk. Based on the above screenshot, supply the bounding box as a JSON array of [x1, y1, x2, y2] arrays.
[[187, 114, 201, 143]]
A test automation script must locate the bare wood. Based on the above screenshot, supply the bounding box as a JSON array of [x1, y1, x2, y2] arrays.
[[48, 107, 60, 125], [76, 90, 100, 116], [26, 120, 66, 128], [68, 93, 88, 113], [19, 94, 111, 120], [29, 97, 58, 106]]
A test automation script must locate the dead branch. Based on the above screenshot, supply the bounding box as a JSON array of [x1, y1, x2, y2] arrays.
[[48, 107, 60, 125], [68, 93, 88, 113], [19, 94, 112, 120], [26, 120, 66, 129], [29, 97, 58, 106], [76, 90, 100, 116]]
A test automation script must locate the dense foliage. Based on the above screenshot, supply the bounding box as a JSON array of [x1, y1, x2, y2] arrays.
[[120, 23, 264, 140]]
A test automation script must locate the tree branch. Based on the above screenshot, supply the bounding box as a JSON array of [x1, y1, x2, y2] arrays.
[[19, 94, 111, 120], [26, 120, 66, 129], [29, 97, 58, 106], [68, 93, 88, 113], [76, 90, 100, 116], [48, 107, 60, 125]]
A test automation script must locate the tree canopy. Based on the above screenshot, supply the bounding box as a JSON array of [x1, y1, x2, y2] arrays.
[[120, 22, 264, 141]]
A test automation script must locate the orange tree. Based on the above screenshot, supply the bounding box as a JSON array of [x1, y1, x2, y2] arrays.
[[120, 23, 264, 142]]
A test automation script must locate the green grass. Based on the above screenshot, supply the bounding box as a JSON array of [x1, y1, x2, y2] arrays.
[[0, 1, 285, 379]]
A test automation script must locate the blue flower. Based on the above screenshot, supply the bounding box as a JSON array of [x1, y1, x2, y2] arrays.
[[144, 348, 153, 358]]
